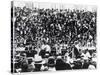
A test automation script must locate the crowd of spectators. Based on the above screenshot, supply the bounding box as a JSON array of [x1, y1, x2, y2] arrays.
[[11, 6, 97, 73], [14, 6, 96, 47]]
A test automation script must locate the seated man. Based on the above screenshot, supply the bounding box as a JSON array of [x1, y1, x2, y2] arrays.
[[48, 56, 56, 71], [20, 53, 29, 72], [40, 42, 51, 58], [33, 53, 45, 71], [82, 60, 90, 69], [55, 56, 71, 70], [72, 59, 82, 69], [27, 59, 35, 72]]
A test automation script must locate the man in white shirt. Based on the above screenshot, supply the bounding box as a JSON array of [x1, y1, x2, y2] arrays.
[[41, 43, 51, 53]]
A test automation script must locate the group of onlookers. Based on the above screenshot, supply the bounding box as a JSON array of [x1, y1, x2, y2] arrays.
[[12, 6, 97, 73]]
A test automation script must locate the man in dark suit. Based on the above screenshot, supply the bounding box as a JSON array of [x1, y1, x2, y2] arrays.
[[55, 56, 71, 70]]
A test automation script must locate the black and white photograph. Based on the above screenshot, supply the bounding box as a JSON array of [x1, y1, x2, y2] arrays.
[[11, 0, 97, 73]]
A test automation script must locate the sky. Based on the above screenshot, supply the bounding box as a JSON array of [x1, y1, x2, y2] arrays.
[[13, 1, 97, 12]]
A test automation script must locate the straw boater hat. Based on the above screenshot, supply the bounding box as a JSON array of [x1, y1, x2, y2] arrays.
[[57, 56, 62, 59], [34, 54, 46, 64]]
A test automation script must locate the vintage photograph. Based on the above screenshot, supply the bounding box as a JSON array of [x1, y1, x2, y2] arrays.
[[11, 1, 97, 73]]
